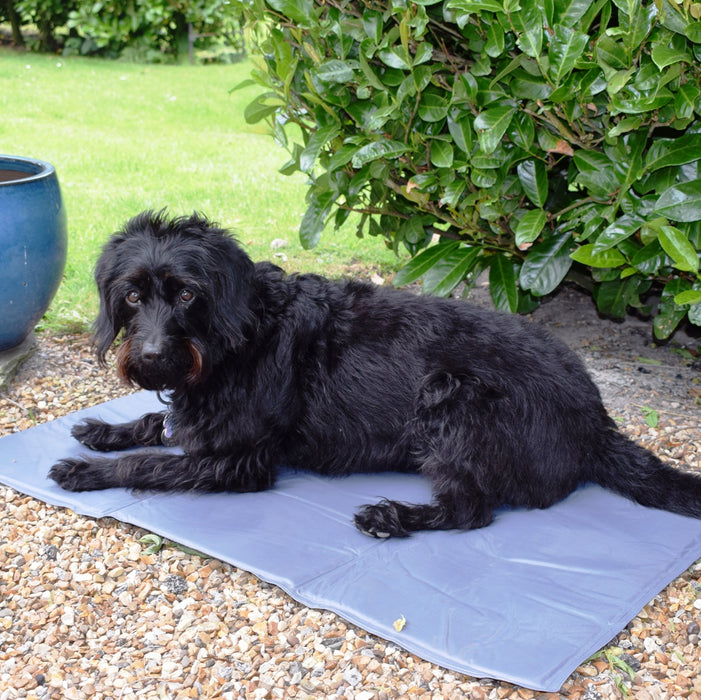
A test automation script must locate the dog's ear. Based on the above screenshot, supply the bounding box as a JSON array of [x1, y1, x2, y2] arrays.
[[206, 229, 256, 351], [92, 238, 126, 364]]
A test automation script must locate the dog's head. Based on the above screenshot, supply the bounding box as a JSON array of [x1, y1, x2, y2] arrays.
[[93, 209, 255, 391]]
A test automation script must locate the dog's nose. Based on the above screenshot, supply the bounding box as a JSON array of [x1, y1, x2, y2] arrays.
[[142, 340, 162, 361]]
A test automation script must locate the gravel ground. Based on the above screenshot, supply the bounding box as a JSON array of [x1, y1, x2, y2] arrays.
[[1, 290, 700, 699]]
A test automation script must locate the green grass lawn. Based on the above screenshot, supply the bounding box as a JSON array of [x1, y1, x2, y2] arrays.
[[0, 49, 403, 333]]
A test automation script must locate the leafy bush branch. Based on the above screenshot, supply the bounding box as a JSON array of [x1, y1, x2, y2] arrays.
[[242, 0, 701, 336]]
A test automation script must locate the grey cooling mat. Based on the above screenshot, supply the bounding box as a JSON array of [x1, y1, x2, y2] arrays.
[[1, 390, 700, 691]]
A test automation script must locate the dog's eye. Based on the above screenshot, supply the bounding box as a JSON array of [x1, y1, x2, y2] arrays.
[[126, 290, 141, 305], [179, 288, 195, 303]]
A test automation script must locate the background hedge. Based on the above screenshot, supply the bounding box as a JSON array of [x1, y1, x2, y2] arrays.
[[2, 0, 244, 60], [242, 0, 701, 337]]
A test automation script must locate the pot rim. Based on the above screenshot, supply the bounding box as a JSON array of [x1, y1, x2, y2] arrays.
[[0, 155, 56, 186]]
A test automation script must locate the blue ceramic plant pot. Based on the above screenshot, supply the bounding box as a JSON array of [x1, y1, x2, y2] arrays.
[[0, 155, 67, 351]]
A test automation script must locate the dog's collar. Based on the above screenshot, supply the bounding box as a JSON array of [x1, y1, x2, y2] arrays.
[[157, 391, 178, 447], [161, 412, 178, 447]]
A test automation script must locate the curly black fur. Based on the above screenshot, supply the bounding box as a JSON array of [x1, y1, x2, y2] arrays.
[[49, 210, 701, 537]]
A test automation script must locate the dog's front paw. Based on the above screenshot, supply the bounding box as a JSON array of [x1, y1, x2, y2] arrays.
[[354, 499, 410, 539], [71, 419, 116, 451], [49, 459, 107, 491]]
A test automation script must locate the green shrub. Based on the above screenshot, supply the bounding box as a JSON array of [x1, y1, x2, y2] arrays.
[[63, 0, 245, 61], [15, 0, 77, 51], [10, 0, 244, 61], [242, 0, 701, 337]]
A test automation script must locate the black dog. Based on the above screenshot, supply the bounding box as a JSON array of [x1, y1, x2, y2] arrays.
[[49, 210, 701, 537]]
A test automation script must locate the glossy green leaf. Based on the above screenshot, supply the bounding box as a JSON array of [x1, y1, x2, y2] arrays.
[[452, 72, 479, 104], [606, 68, 634, 95], [299, 196, 331, 249], [689, 303, 701, 326], [378, 46, 411, 70], [594, 279, 628, 318], [472, 169, 498, 188], [519, 231, 574, 296], [362, 10, 384, 44], [572, 150, 612, 172], [485, 21, 505, 57], [685, 21, 701, 43], [618, 0, 657, 51], [351, 141, 409, 168], [491, 56, 522, 85], [610, 89, 673, 114], [573, 150, 620, 198], [418, 92, 449, 122], [644, 135, 701, 172], [266, 0, 316, 25], [423, 246, 481, 296], [656, 0, 689, 34], [548, 25, 589, 86], [440, 179, 467, 207], [570, 243, 626, 268], [508, 112, 535, 150], [654, 279, 689, 339], [514, 209, 547, 247], [447, 113, 474, 154], [592, 214, 644, 253], [357, 52, 386, 90], [608, 115, 643, 138], [430, 140, 454, 168], [299, 125, 340, 173], [675, 83, 700, 120], [243, 93, 281, 124], [445, 0, 504, 13], [401, 216, 428, 245], [631, 241, 669, 274], [314, 60, 356, 84], [651, 43, 693, 69], [325, 145, 358, 172], [595, 35, 629, 70], [658, 225, 699, 272], [654, 180, 701, 222], [554, 0, 594, 26], [674, 289, 701, 305], [413, 65, 434, 93], [474, 106, 516, 154], [413, 43, 434, 65], [471, 151, 504, 169], [516, 159, 548, 208], [516, 28, 543, 59], [510, 72, 553, 100], [513, 6, 544, 59], [393, 241, 460, 286], [489, 255, 519, 312], [366, 104, 398, 132]]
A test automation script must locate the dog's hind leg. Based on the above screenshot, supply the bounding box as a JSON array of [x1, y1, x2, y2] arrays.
[[354, 476, 494, 538], [354, 370, 497, 538], [71, 413, 166, 451]]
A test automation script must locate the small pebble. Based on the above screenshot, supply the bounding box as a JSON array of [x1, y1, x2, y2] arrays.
[[40, 544, 59, 560], [162, 574, 188, 595]]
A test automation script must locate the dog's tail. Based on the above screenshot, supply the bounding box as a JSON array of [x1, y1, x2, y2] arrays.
[[591, 427, 701, 519]]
